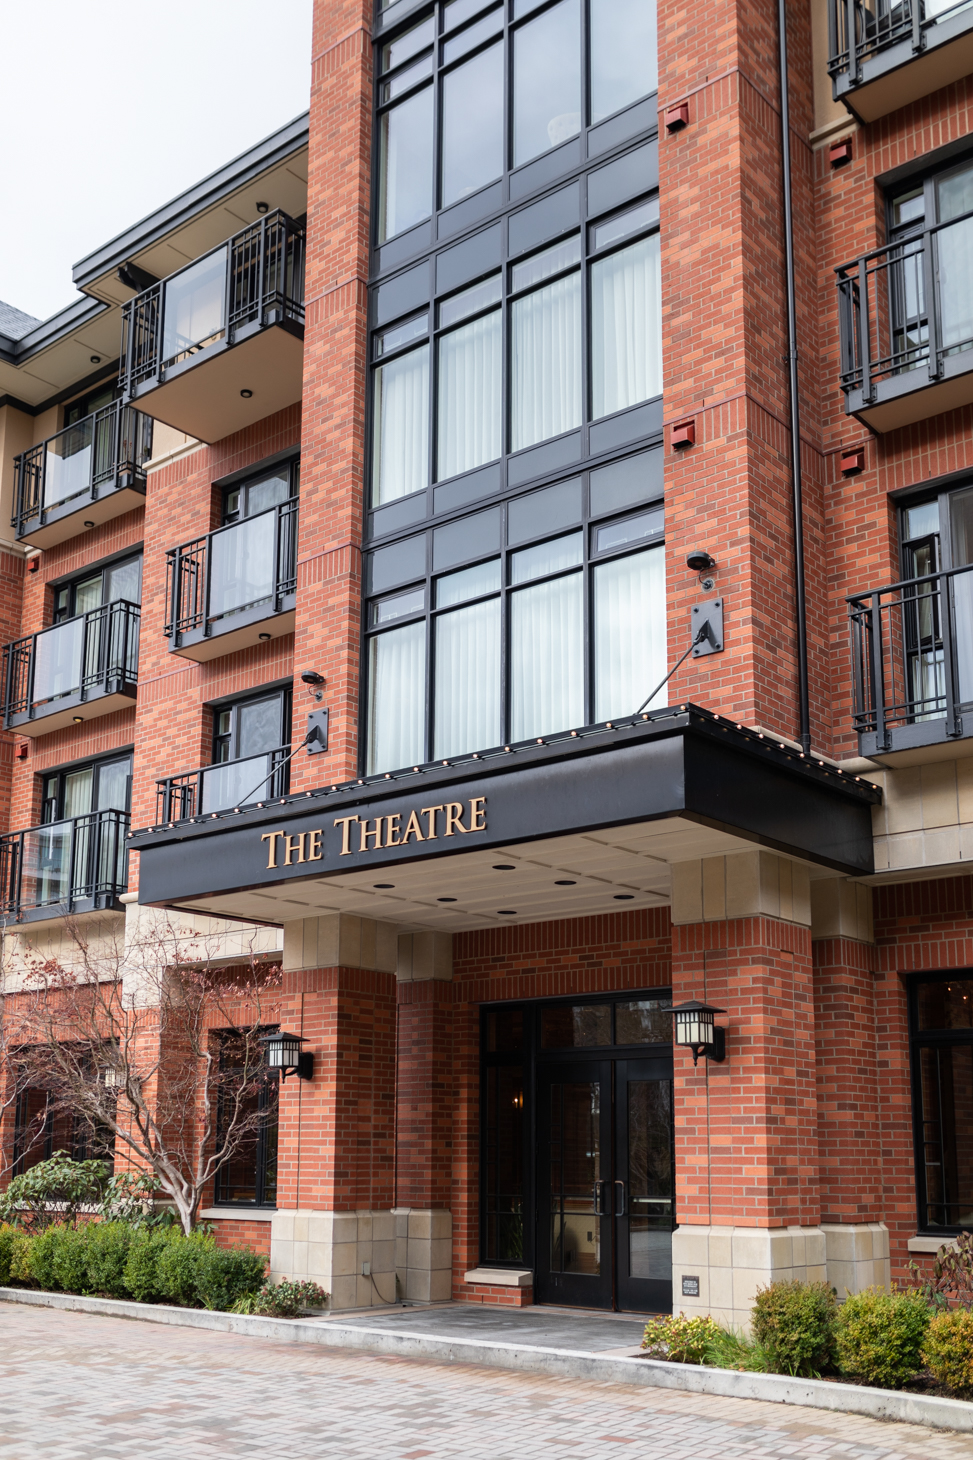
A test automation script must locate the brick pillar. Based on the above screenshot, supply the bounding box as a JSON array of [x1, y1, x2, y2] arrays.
[[669, 850, 825, 1330], [393, 932, 454, 1302], [271, 914, 398, 1309], [811, 879, 890, 1294]]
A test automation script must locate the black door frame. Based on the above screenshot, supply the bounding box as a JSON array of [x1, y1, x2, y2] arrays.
[[479, 990, 674, 1313]]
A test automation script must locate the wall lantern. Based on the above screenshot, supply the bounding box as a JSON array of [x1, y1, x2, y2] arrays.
[[671, 1000, 726, 1065], [261, 1030, 314, 1081]]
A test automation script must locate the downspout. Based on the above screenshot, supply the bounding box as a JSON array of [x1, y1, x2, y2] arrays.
[[778, 0, 812, 755]]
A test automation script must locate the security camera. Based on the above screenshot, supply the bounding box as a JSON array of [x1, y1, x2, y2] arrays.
[[300, 670, 325, 686], [686, 550, 716, 573]]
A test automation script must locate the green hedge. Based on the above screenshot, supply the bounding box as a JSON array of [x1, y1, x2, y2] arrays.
[[0, 1220, 266, 1313]]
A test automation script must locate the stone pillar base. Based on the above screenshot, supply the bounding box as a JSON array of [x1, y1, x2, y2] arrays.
[[270, 1209, 396, 1310], [393, 1208, 452, 1302], [671, 1225, 828, 1332], [822, 1222, 890, 1296]]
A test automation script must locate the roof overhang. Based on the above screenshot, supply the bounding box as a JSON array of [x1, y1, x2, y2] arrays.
[[133, 708, 881, 932]]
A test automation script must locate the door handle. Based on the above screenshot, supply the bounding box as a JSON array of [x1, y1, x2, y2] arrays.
[[593, 1180, 608, 1214], [614, 1180, 627, 1216]]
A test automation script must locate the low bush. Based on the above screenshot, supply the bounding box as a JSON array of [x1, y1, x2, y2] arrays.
[[751, 1280, 838, 1377], [156, 1230, 213, 1306], [51, 1225, 89, 1293], [28, 1225, 66, 1291], [231, 1279, 329, 1318], [124, 1228, 178, 1304], [85, 1221, 134, 1298], [835, 1287, 930, 1389], [0, 1153, 108, 1233], [642, 1313, 722, 1365], [0, 1224, 17, 1285], [194, 1244, 266, 1312], [923, 1308, 973, 1396]]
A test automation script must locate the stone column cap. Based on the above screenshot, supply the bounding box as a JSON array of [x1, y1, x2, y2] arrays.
[[464, 1268, 532, 1287]]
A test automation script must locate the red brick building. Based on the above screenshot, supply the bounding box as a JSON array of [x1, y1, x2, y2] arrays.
[[1, 0, 971, 1320]]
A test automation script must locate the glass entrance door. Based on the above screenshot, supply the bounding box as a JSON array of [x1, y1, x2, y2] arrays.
[[536, 1061, 613, 1308], [534, 1056, 674, 1311], [615, 1057, 674, 1312]]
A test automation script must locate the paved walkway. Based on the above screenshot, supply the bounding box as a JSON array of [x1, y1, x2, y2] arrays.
[[1, 1302, 971, 1460]]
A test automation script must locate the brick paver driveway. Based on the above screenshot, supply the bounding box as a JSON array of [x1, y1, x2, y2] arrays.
[[0, 1303, 970, 1460]]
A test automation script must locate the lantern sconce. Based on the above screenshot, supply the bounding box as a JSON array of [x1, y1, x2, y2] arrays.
[[261, 1030, 314, 1081], [671, 1000, 727, 1066]]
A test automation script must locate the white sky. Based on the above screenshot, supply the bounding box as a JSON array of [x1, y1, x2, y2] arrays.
[[0, 0, 314, 322]]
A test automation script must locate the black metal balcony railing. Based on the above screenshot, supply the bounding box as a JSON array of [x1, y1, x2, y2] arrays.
[[0, 601, 140, 729], [848, 561, 973, 751], [119, 210, 305, 396], [0, 809, 130, 920], [828, 0, 973, 83], [156, 746, 291, 825], [12, 403, 153, 538], [164, 498, 298, 648], [836, 205, 973, 408]]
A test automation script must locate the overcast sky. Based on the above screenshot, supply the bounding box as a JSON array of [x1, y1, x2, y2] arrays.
[[0, 0, 314, 322]]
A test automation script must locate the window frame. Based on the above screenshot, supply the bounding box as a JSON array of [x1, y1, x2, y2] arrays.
[[50, 550, 143, 625], [213, 1027, 280, 1209], [221, 457, 300, 527], [211, 686, 293, 767], [909, 970, 973, 1235], [362, 448, 665, 771], [40, 750, 134, 824]]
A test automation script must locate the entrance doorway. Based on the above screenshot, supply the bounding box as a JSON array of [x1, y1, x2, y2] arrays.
[[481, 994, 674, 1313]]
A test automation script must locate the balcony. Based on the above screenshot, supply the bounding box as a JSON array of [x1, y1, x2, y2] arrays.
[[156, 746, 290, 825], [829, 0, 973, 121], [836, 208, 973, 430], [0, 810, 130, 924], [1, 601, 140, 736], [13, 403, 153, 549], [165, 498, 297, 661], [119, 210, 305, 443], [848, 561, 973, 754]]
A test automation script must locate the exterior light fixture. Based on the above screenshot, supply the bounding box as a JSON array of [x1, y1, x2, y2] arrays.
[[72, 716, 84, 724], [256, 201, 270, 214], [261, 1030, 313, 1081], [686, 549, 717, 592], [240, 389, 253, 398], [84, 520, 95, 528], [90, 355, 101, 364], [671, 1000, 727, 1065], [103, 1066, 125, 1088]]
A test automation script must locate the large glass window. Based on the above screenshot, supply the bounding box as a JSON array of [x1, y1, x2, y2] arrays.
[[203, 688, 291, 813], [375, 0, 659, 244], [912, 974, 973, 1231], [511, 238, 582, 451], [365, 447, 664, 771], [590, 216, 662, 419], [373, 344, 430, 504], [437, 284, 502, 478]]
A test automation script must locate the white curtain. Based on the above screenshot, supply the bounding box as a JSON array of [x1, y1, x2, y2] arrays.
[[511, 273, 581, 452], [438, 311, 501, 481], [209, 512, 275, 618], [594, 545, 666, 720], [434, 597, 501, 757], [591, 234, 662, 419], [510, 572, 583, 740], [372, 345, 429, 505], [367, 621, 425, 773], [33, 618, 84, 705]]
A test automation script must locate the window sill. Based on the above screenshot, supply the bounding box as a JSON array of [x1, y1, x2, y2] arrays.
[[199, 1207, 275, 1222], [907, 1234, 960, 1253]]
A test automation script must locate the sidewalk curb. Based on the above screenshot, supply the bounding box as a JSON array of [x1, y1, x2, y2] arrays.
[[3, 1286, 971, 1434]]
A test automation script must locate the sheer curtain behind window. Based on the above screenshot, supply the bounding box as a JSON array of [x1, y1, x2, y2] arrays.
[[373, 345, 430, 504], [594, 545, 666, 720], [368, 621, 425, 773], [950, 485, 973, 707], [510, 573, 583, 739], [591, 234, 662, 418], [434, 597, 501, 756], [511, 273, 581, 452], [937, 163, 973, 357], [438, 312, 501, 479]]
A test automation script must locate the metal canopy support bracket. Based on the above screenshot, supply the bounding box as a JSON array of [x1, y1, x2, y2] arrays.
[[691, 599, 724, 657], [306, 708, 329, 754]]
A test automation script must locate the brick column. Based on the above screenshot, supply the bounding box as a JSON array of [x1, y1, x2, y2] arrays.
[[669, 850, 825, 1329], [271, 914, 398, 1309], [393, 932, 454, 1303], [811, 880, 890, 1294]]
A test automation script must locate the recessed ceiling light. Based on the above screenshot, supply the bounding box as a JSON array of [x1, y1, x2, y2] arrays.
[[90, 355, 101, 364], [493, 864, 515, 870], [374, 883, 394, 889], [555, 880, 576, 886], [240, 389, 253, 398], [437, 896, 457, 902], [497, 909, 517, 915], [83, 520, 95, 528], [613, 894, 634, 900], [256, 201, 270, 214], [72, 716, 83, 724], [258, 632, 271, 640]]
